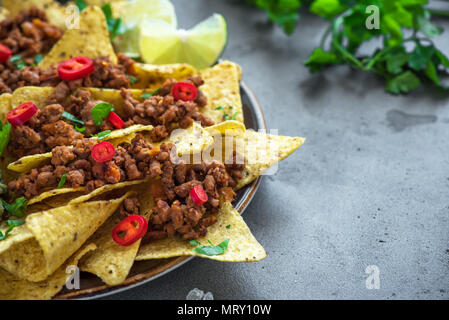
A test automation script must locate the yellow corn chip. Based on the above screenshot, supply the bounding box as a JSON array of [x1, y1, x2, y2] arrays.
[[39, 6, 116, 69], [136, 202, 266, 262], [200, 61, 243, 124], [0, 192, 130, 282]]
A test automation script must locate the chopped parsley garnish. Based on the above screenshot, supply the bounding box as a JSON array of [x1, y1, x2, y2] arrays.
[[1, 197, 27, 218], [193, 239, 229, 256], [91, 102, 114, 126], [231, 112, 239, 120], [75, 0, 87, 12], [226, 224, 231, 229], [0, 122, 11, 156], [223, 114, 229, 121], [91, 130, 112, 140], [215, 106, 224, 110], [189, 239, 199, 246], [126, 74, 138, 85], [57, 173, 67, 189], [74, 125, 86, 133], [217, 105, 238, 121], [102, 3, 128, 40], [141, 87, 161, 99], [0, 219, 25, 241], [62, 112, 85, 126], [33, 54, 43, 65], [10, 54, 26, 70]]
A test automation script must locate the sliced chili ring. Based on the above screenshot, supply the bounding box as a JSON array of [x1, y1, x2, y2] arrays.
[[172, 82, 198, 101], [107, 111, 125, 129], [57, 56, 94, 81], [190, 185, 208, 205], [91, 141, 115, 163], [7, 102, 38, 126], [0, 44, 12, 64], [112, 215, 148, 246]]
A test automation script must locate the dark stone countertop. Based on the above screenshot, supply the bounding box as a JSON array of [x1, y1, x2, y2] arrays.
[[106, 0, 449, 299]]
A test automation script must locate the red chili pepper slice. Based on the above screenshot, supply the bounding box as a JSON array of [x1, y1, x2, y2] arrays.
[[107, 111, 125, 129], [172, 82, 198, 101], [7, 102, 38, 126], [0, 44, 12, 64], [190, 185, 208, 205], [112, 215, 148, 246], [91, 141, 115, 163], [57, 56, 94, 81]]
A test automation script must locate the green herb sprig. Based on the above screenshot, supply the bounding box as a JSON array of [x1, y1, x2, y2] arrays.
[[0, 219, 25, 241], [192, 239, 230, 256], [248, 0, 449, 94], [0, 122, 11, 156], [91, 103, 114, 126], [1, 197, 27, 219]]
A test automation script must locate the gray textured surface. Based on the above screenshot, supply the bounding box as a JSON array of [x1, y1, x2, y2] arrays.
[[106, 0, 449, 300]]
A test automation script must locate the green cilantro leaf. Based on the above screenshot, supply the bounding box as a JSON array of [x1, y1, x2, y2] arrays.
[[408, 44, 434, 71], [231, 112, 239, 120], [91, 103, 114, 126], [226, 224, 231, 229], [91, 130, 112, 140], [74, 125, 86, 133], [127, 74, 138, 84], [10, 54, 26, 70], [215, 106, 224, 110], [75, 0, 87, 12], [193, 239, 229, 256], [0, 219, 25, 241], [33, 54, 43, 65], [1, 197, 28, 218], [304, 48, 338, 73], [141, 87, 161, 99], [0, 122, 11, 156], [386, 71, 421, 94], [102, 4, 128, 40], [57, 173, 68, 189], [62, 111, 85, 126], [248, 0, 302, 35], [189, 239, 199, 246]]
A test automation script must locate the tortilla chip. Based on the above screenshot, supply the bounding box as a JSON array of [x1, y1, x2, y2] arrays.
[[235, 130, 306, 189], [0, 243, 96, 300], [39, 6, 116, 69], [0, 193, 130, 282], [132, 63, 197, 90], [136, 202, 266, 262], [205, 120, 246, 136], [199, 61, 243, 124], [7, 123, 154, 173], [1, 0, 67, 30], [79, 182, 154, 285], [200, 128, 305, 190], [0, 8, 9, 21], [0, 93, 12, 123]]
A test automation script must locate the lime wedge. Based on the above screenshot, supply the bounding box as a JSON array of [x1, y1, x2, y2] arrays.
[[140, 13, 228, 69], [114, 0, 177, 58]]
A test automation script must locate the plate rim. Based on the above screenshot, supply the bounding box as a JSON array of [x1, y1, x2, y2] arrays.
[[55, 80, 266, 299]]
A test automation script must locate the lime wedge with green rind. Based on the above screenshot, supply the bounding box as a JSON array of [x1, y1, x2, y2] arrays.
[[139, 13, 228, 70]]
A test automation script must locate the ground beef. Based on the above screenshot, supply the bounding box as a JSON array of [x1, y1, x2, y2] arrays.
[[120, 76, 214, 142], [8, 134, 245, 241], [0, 7, 62, 93], [44, 54, 134, 104], [7, 104, 83, 158], [118, 197, 140, 217]]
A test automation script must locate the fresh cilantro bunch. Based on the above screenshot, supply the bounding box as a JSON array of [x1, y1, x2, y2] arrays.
[[246, 0, 302, 34], [248, 0, 449, 94]]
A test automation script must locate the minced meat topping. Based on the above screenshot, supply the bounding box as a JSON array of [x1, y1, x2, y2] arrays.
[[0, 7, 63, 93], [8, 135, 245, 240]]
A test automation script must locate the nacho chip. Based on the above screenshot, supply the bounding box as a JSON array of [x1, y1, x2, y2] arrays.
[[132, 63, 197, 90], [79, 182, 154, 285], [39, 6, 117, 69], [0, 93, 12, 123], [0, 192, 130, 282], [236, 130, 306, 189], [1, 0, 67, 30], [199, 61, 243, 124], [0, 243, 96, 300], [136, 202, 266, 262]]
